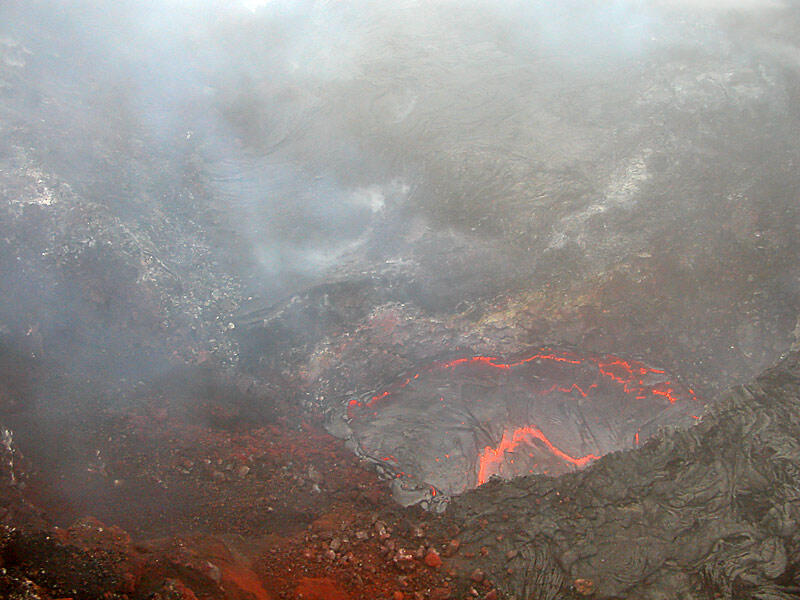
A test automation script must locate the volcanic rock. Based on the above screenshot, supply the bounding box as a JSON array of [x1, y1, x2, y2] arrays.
[[439, 351, 800, 599], [424, 548, 442, 569], [443, 539, 460, 557], [430, 587, 451, 600], [574, 578, 595, 596], [308, 465, 324, 485], [340, 348, 698, 504]]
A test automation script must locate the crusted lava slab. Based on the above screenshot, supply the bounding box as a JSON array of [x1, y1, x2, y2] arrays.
[[333, 348, 699, 507], [436, 351, 800, 600]]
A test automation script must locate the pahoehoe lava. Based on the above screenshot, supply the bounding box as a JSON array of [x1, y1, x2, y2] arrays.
[[340, 348, 700, 505]]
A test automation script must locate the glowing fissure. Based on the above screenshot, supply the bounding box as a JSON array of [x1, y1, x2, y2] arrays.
[[348, 348, 699, 492], [477, 425, 602, 485], [347, 349, 696, 418]]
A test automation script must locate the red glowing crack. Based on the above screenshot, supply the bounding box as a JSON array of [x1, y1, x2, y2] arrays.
[[348, 348, 699, 491], [348, 349, 696, 418], [477, 425, 602, 485]]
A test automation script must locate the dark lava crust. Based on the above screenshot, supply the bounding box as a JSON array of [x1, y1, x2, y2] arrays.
[[436, 350, 800, 600], [338, 348, 699, 507]]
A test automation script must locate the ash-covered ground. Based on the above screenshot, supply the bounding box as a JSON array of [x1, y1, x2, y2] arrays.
[[2, 1, 800, 599]]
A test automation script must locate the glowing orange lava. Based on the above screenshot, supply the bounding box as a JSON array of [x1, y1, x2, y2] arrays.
[[477, 425, 602, 485], [349, 348, 699, 491], [347, 349, 696, 418]]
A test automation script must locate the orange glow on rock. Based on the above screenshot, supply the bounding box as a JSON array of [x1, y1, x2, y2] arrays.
[[477, 425, 601, 485], [348, 349, 697, 418], [347, 348, 700, 493]]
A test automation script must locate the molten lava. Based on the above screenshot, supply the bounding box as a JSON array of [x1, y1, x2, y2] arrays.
[[347, 350, 696, 418], [476, 425, 602, 485], [342, 348, 699, 502]]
